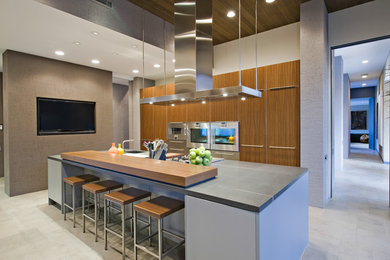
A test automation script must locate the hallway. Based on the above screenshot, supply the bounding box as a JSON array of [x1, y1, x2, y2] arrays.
[[303, 152, 390, 259]]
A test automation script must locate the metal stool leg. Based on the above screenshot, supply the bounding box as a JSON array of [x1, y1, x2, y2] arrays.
[[82, 188, 86, 233], [72, 185, 76, 228], [134, 209, 138, 260], [94, 193, 98, 242], [158, 218, 163, 260], [63, 182, 66, 220], [122, 204, 126, 260], [104, 198, 108, 250]]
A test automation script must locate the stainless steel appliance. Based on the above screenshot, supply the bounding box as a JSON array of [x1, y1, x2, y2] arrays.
[[211, 121, 239, 152], [166, 122, 188, 154], [187, 122, 211, 149]]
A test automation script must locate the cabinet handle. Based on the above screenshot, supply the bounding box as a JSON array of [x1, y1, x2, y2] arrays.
[[269, 85, 298, 91], [169, 140, 185, 143], [214, 152, 235, 156], [169, 148, 186, 151], [241, 144, 264, 148], [269, 146, 296, 150]]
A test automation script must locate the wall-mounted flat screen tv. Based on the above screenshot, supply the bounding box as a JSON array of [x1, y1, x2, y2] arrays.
[[37, 97, 96, 135]]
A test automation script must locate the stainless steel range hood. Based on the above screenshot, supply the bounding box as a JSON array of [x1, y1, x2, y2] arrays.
[[140, 0, 262, 105]]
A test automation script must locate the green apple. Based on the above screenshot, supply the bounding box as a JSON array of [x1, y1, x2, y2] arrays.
[[205, 150, 211, 159], [190, 158, 197, 165], [199, 146, 206, 151], [189, 151, 196, 159], [199, 150, 206, 158], [203, 158, 210, 166], [195, 156, 203, 164]]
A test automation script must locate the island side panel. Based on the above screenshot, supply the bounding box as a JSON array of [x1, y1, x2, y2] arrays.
[[259, 172, 308, 260], [185, 196, 258, 260]]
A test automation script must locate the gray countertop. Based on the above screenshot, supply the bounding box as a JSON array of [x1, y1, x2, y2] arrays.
[[50, 155, 307, 212]]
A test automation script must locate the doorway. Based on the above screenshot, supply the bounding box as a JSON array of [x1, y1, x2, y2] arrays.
[[330, 37, 390, 204]]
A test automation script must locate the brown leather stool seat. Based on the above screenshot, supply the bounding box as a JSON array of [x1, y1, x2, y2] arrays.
[[103, 187, 151, 260], [62, 174, 99, 228], [82, 180, 123, 242], [133, 196, 185, 260]]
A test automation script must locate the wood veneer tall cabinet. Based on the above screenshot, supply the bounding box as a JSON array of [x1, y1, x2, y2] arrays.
[[266, 61, 300, 166]]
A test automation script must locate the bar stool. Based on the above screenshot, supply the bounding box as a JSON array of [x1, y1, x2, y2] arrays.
[[103, 187, 152, 260], [82, 180, 123, 242], [62, 174, 99, 228], [133, 196, 185, 260]]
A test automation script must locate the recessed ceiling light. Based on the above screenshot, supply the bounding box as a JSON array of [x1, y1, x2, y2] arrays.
[[172, 59, 176, 63], [73, 41, 81, 45], [362, 83, 367, 86], [91, 59, 100, 64], [362, 60, 369, 64], [361, 74, 368, 79], [227, 11, 235, 18], [132, 69, 139, 73], [180, 98, 185, 101], [223, 93, 228, 97], [171, 104, 175, 107], [55, 50, 65, 56], [131, 45, 137, 48], [154, 64, 161, 68], [265, 0, 275, 3], [91, 31, 99, 36], [201, 100, 206, 104], [149, 102, 153, 105], [241, 97, 246, 101]]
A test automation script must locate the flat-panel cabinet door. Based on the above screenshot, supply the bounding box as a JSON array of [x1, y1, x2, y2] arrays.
[[187, 102, 211, 122], [153, 104, 167, 140], [167, 103, 187, 123], [140, 104, 154, 140], [211, 97, 239, 122], [239, 95, 266, 163], [267, 87, 300, 166]]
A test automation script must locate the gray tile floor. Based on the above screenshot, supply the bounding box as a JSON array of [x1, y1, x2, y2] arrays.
[[0, 152, 389, 260]]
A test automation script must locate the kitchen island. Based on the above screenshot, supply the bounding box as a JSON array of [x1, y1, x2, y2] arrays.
[[48, 150, 308, 260]]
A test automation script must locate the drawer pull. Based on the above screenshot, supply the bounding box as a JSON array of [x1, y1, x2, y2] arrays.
[[269, 146, 296, 150], [241, 144, 264, 148], [169, 148, 185, 151], [269, 85, 298, 91], [169, 140, 185, 144], [214, 152, 235, 156]]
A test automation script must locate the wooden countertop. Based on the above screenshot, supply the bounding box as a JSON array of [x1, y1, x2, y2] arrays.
[[61, 150, 217, 187]]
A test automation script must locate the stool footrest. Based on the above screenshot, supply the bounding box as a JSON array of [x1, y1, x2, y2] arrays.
[[163, 240, 185, 258], [137, 231, 158, 245], [135, 244, 159, 259]]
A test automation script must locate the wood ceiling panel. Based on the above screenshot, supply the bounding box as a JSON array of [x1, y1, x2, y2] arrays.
[[128, 0, 374, 45]]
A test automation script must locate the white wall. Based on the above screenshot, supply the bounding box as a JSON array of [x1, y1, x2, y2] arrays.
[[213, 23, 300, 75], [332, 56, 344, 171], [328, 0, 390, 48]]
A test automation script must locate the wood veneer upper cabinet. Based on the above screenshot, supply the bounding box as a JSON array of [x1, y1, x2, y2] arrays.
[[266, 86, 300, 166], [187, 102, 211, 122], [211, 97, 239, 122], [213, 71, 239, 89], [167, 103, 187, 123], [140, 87, 154, 98], [266, 60, 300, 89], [153, 85, 166, 97], [140, 104, 154, 140], [153, 104, 167, 140], [166, 83, 175, 95], [241, 67, 266, 90]]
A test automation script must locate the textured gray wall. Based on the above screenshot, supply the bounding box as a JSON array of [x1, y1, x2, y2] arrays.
[[0, 72, 3, 177], [3, 50, 113, 196], [300, 0, 330, 208], [113, 83, 129, 145]]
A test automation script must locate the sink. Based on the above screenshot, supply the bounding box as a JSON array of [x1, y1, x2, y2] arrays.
[[125, 150, 144, 154]]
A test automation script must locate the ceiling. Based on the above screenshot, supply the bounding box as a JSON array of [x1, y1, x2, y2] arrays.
[[0, 0, 174, 84], [334, 38, 390, 86], [128, 0, 375, 45]]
